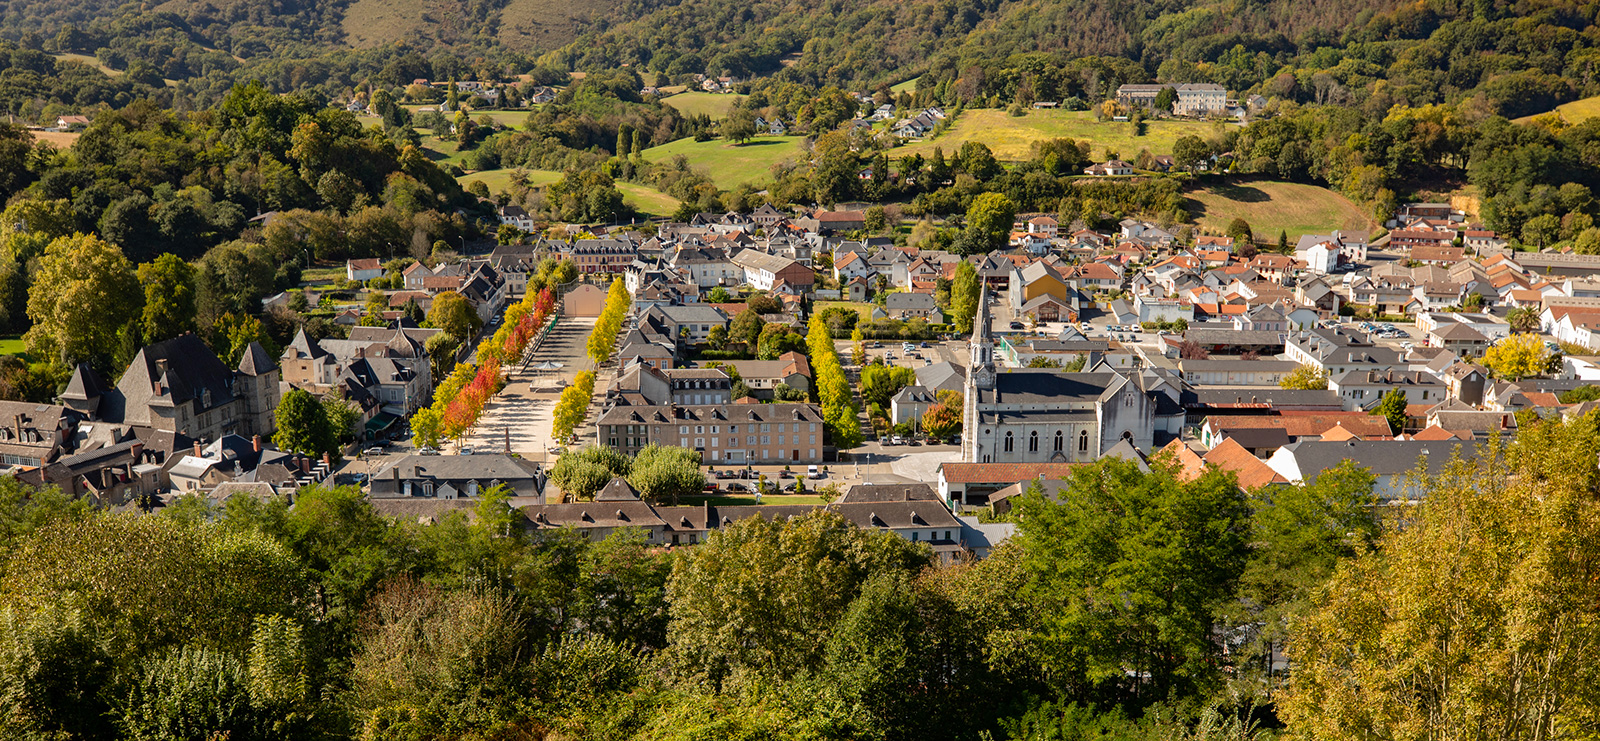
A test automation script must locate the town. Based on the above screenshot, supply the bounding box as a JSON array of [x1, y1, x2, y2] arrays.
[[17, 193, 1589, 557]]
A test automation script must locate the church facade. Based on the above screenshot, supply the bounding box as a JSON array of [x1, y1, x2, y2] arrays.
[[962, 290, 1183, 464]]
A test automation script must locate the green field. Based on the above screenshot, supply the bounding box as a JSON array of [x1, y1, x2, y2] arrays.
[[660, 91, 745, 120], [1185, 180, 1378, 241], [617, 182, 682, 218], [1516, 95, 1600, 125], [641, 136, 806, 188], [896, 108, 1224, 162], [0, 337, 25, 356], [891, 78, 918, 94]]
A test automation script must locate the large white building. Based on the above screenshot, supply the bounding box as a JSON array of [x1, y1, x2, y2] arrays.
[[961, 291, 1183, 464]]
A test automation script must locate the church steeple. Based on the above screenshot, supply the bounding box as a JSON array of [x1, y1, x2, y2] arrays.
[[970, 286, 996, 390]]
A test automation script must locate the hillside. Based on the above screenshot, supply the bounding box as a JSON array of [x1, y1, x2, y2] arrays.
[[1185, 180, 1377, 241], [896, 109, 1222, 162], [1515, 95, 1600, 126]]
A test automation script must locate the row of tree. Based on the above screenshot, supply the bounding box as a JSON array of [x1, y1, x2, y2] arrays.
[[550, 370, 597, 447], [586, 278, 631, 365], [807, 311, 861, 450]]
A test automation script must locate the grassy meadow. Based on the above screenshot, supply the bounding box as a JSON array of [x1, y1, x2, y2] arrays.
[[1185, 180, 1378, 240], [896, 108, 1224, 162]]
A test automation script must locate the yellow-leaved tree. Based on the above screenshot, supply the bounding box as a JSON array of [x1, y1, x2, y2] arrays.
[[1282, 413, 1600, 739]]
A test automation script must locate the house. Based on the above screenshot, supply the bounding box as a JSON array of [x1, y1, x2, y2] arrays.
[[833, 250, 875, 283], [346, 258, 383, 282], [1026, 216, 1059, 237], [1084, 160, 1134, 176], [885, 292, 940, 320], [1286, 327, 1402, 376], [55, 115, 91, 130], [70, 334, 280, 442], [281, 328, 434, 417], [1009, 261, 1079, 319], [704, 353, 812, 398], [1178, 358, 1300, 386], [371, 454, 546, 501], [891, 385, 938, 425], [813, 210, 867, 233], [938, 461, 1082, 508], [1329, 369, 1448, 411], [731, 249, 813, 292], [598, 402, 827, 464], [0, 400, 79, 468], [1267, 439, 1477, 501], [640, 305, 731, 345]]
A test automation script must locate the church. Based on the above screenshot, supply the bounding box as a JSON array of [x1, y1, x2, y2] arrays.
[[962, 290, 1184, 464]]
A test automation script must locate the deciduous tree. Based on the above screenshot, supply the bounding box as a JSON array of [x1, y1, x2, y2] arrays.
[[25, 234, 142, 367]]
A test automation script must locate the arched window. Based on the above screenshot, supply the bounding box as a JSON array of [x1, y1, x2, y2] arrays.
[[1054, 430, 1064, 451], [1004, 431, 1014, 452], [1078, 429, 1089, 453], [1029, 431, 1039, 452]]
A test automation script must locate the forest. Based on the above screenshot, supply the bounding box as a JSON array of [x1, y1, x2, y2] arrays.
[[1, 414, 1597, 739]]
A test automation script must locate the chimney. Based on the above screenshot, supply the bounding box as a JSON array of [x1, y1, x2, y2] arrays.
[[321, 451, 331, 468], [193, 440, 203, 458], [130, 442, 144, 463], [12, 414, 20, 439], [252, 435, 261, 453], [299, 457, 311, 474]]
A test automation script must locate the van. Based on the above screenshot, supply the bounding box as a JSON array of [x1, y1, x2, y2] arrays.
[[807, 465, 819, 477]]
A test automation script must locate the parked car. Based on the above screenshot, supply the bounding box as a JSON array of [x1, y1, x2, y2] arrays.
[[363, 446, 384, 456], [417, 447, 440, 456], [887, 435, 903, 446], [1009, 321, 1025, 330], [459, 447, 475, 456]]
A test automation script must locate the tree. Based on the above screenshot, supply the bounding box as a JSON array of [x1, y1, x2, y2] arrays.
[[1374, 387, 1409, 434], [864, 205, 888, 233], [550, 445, 630, 501], [722, 109, 758, 144], [1153, 86, 1177, 112], [1231, 460, 1380, 682], [731, 308, 765, 349], [1177, 339, 1209, 359], [1010, 457, 1250, 701], [1282, 417, 1600, 741], [756, 325, 803, 360], [861, 364, 915, 408], [921, 402, 959, 438], [1280, 364, 1329, 390], [1481, 333, 1550, 380], [25, 234, 142, 367], [1225, 218, 1254, 247], [274, 388, 335, 457], [951, 261, 980, 334], [427, 290, 482, 340], [964, 193, 1015, 250], [665, 509, 930, 688], [706, 325, 729, 350], [708, 286, 732, 303], [626, 444, 704, 505], [1172, 135, 1209, 172], [136, 254, 197, 345], [1507, 306, 1541, 332]]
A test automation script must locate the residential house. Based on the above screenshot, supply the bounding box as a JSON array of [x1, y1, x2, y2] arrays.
[[885, 292, 940, 320], [1084, 160, 1134, 176], [1267, 439, 1476, 500], [732, 249, 813, 292], [347, 258, 383, 282], [371, 454, 546, 500], [73, 334, 279, 442]]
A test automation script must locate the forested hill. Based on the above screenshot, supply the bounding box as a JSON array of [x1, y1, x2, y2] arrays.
[[545, 0, 1400, 89]]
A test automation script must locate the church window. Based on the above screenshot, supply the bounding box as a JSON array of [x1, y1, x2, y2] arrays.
[[1054, 430, 1064, 452], [1078, 430, 1089, 452], [1003, 431, 1014, 452], [1029, 431, 1038, 452]]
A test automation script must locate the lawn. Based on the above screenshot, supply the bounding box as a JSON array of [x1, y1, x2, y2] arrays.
[[891, 78, 919, 94], [617, 182, 682, 218], [458, 169, 562, 194], [0, 337, 25, 356], [1185, 180, 1378, 241], [1516, 95, 1600, 125], [660, 91, 745, 120], [641, 136, 806, 188], [896, 108, 1225, 162]]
